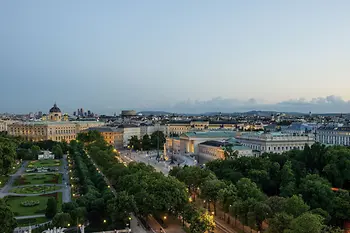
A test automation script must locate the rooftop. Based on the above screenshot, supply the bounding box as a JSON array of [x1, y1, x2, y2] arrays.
[[181, 131, 238, 138]]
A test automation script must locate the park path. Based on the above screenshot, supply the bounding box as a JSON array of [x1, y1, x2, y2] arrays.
[[15, 214, 45, 219], [0, 161, 28, 195]]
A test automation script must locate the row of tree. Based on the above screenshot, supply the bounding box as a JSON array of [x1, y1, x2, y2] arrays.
[[78, 131, 216, 232], [170, 163, 348, 233], [180, 143, 350, 232]]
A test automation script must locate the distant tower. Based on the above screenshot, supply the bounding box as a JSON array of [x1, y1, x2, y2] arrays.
[[80, 108, 84, 116], [309, 111, 312, 117]]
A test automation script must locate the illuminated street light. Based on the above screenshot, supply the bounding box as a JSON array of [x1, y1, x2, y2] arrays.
[[107, 185, 110, 188], [103, 219, 107, 223], [211, 211, 215, 215], [163, 216, 167, 220], [67, 223, 70, 227]]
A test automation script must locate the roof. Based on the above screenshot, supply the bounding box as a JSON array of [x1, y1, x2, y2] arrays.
[[209, 121, 238, 125], [167, 120, 191, 124], [118, 124, 139, 128], [49, 104, 61, 113], [182, 131, 238, 138], [200, 140, 233, 147], [87, 127, 117, 133]]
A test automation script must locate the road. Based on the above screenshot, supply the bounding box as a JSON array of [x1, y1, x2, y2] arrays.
[[61, 154, 71, 203], [0, 161, 28, 194]]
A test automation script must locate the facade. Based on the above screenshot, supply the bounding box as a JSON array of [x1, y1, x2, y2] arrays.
[[7, 104, 104, 142], [236, 132, 315, 154], [316, 126, 350, 146], [0, 120, 18, 132], [38, 151, 55, 160], [86, 127, 123, 148], [118, 124, 141, 147], [166, 120, 237, 136], [282, 122, 318, 135], [198, 139, 253, 161], [172, 131, 239, 154], [165, 137, 181, 153], [140, 123, 166, 137]]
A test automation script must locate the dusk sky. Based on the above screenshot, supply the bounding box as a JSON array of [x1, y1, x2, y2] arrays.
[[1, 1, 350, 114]]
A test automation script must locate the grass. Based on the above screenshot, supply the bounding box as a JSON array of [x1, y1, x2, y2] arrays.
[[27, 160, 61, 168], [6, 193, 62, 217], [17, 217, 50, 227], [14, 173, 62, 186], [9, 185, 61, 194]]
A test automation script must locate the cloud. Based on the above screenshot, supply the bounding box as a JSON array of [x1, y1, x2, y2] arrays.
[[157, 95, 350, 113]]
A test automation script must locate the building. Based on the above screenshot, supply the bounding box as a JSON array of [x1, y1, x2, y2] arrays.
[[282, 122, 318, 135], [121, 110, 137, 118], [0, 120, 18, 132], [86, 127, 123, 148], [118, 124, 141, 147], [316, 125, 350, 146], [172, 131, 239, 154], [165, 120, 237, 136], [140, 123, 166, 137], [165, 137, 181, 153], [236, 132, 315, 154], [38, 151, 55, 160], [7, 104, 104, 142], [198, 138, 253, 161]]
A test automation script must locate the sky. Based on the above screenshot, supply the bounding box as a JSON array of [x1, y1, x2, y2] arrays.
[[1, 0, 350, 114]]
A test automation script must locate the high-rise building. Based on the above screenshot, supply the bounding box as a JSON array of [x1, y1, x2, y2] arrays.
[[73, 111, 76, 116], [80, 108, 84, 116]]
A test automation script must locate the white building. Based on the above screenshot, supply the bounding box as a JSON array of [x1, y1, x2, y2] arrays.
[[175, 131, 239, 154], [118, 124, 141, 147], [38, 151, 55, 160], [316, 125, 350, 146], [236, 132, 315, 154]]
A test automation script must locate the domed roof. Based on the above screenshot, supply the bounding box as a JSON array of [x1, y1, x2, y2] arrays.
[[49, 103, 61, 113]]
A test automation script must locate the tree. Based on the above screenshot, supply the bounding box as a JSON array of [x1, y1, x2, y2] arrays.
[[52, 144, 63, 159], [45, 197, 57, 218], [150, 131, 166, 149], [267, 212, 293, 233], [250, 202, 272, 231], [284, 213, 324, 233], [141, 134, 152, 151], [299, 174, 335, 212], [0, 199, 17, 233], [236, 178, 266, 202], [189, 209, 215, 233], [200, 178, 226, 214], [128, 136, 141, 150], [284, 195, 310, 217], [107, 191, 137, 225], [218, 183, 237, 213], [30, 145, 41, 159], [223, 146, 239, 160], [280, 161, 296, 197], [52, 213, 72, 227], [0, 141, 16, 175]]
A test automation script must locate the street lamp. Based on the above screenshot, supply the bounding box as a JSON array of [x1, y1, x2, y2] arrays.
[[103, 219, 107, 223], [67, 223, 70, 227], [163, 216, 167, 220]]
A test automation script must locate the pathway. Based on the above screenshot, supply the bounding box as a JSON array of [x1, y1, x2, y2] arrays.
[[0, 161, 28, 194], [15, 214, 45, 220], [61, 154, 71, 203]]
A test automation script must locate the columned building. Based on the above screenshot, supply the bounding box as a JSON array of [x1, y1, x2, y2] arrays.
[[236, 132, 315, 154], [316, 126, 350, 146], [8, 104, 103, 142]]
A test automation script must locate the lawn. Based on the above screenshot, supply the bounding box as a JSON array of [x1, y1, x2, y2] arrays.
[[5, 194, 61, 216], [27, 160, 61, 168], [9, 185, 61, 194], [14, 173, 62, 186], [17, 217, 50, 227]]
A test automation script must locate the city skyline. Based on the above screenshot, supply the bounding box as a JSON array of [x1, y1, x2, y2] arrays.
[[1, 1, 350, 113]]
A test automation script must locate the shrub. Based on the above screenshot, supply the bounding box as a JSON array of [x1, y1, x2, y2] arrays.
[[21, 200, 40, 207]]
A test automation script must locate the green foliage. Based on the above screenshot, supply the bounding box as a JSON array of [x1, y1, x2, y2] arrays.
[[52, 144, 63, 159], [45, 197, 57, 218], [0, 137, 17, 175], [284, 212, 325, 233], [128, 135, 141, 150], [0, 198, 17, 233], [223, 146, 239, 160], [284, 195, 310, 217], [141, 134, 152, 151], [280, 160, 296, 197], [52, 213, 71, 227], [107, 191, 137, 224], [30, 145, 41, 159], [150, 131, 166, 149], [189, 209, 215, 233], [267, 212, 294, 233]]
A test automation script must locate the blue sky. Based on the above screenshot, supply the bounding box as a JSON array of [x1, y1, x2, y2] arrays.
[[1, 1, 350, 114]]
